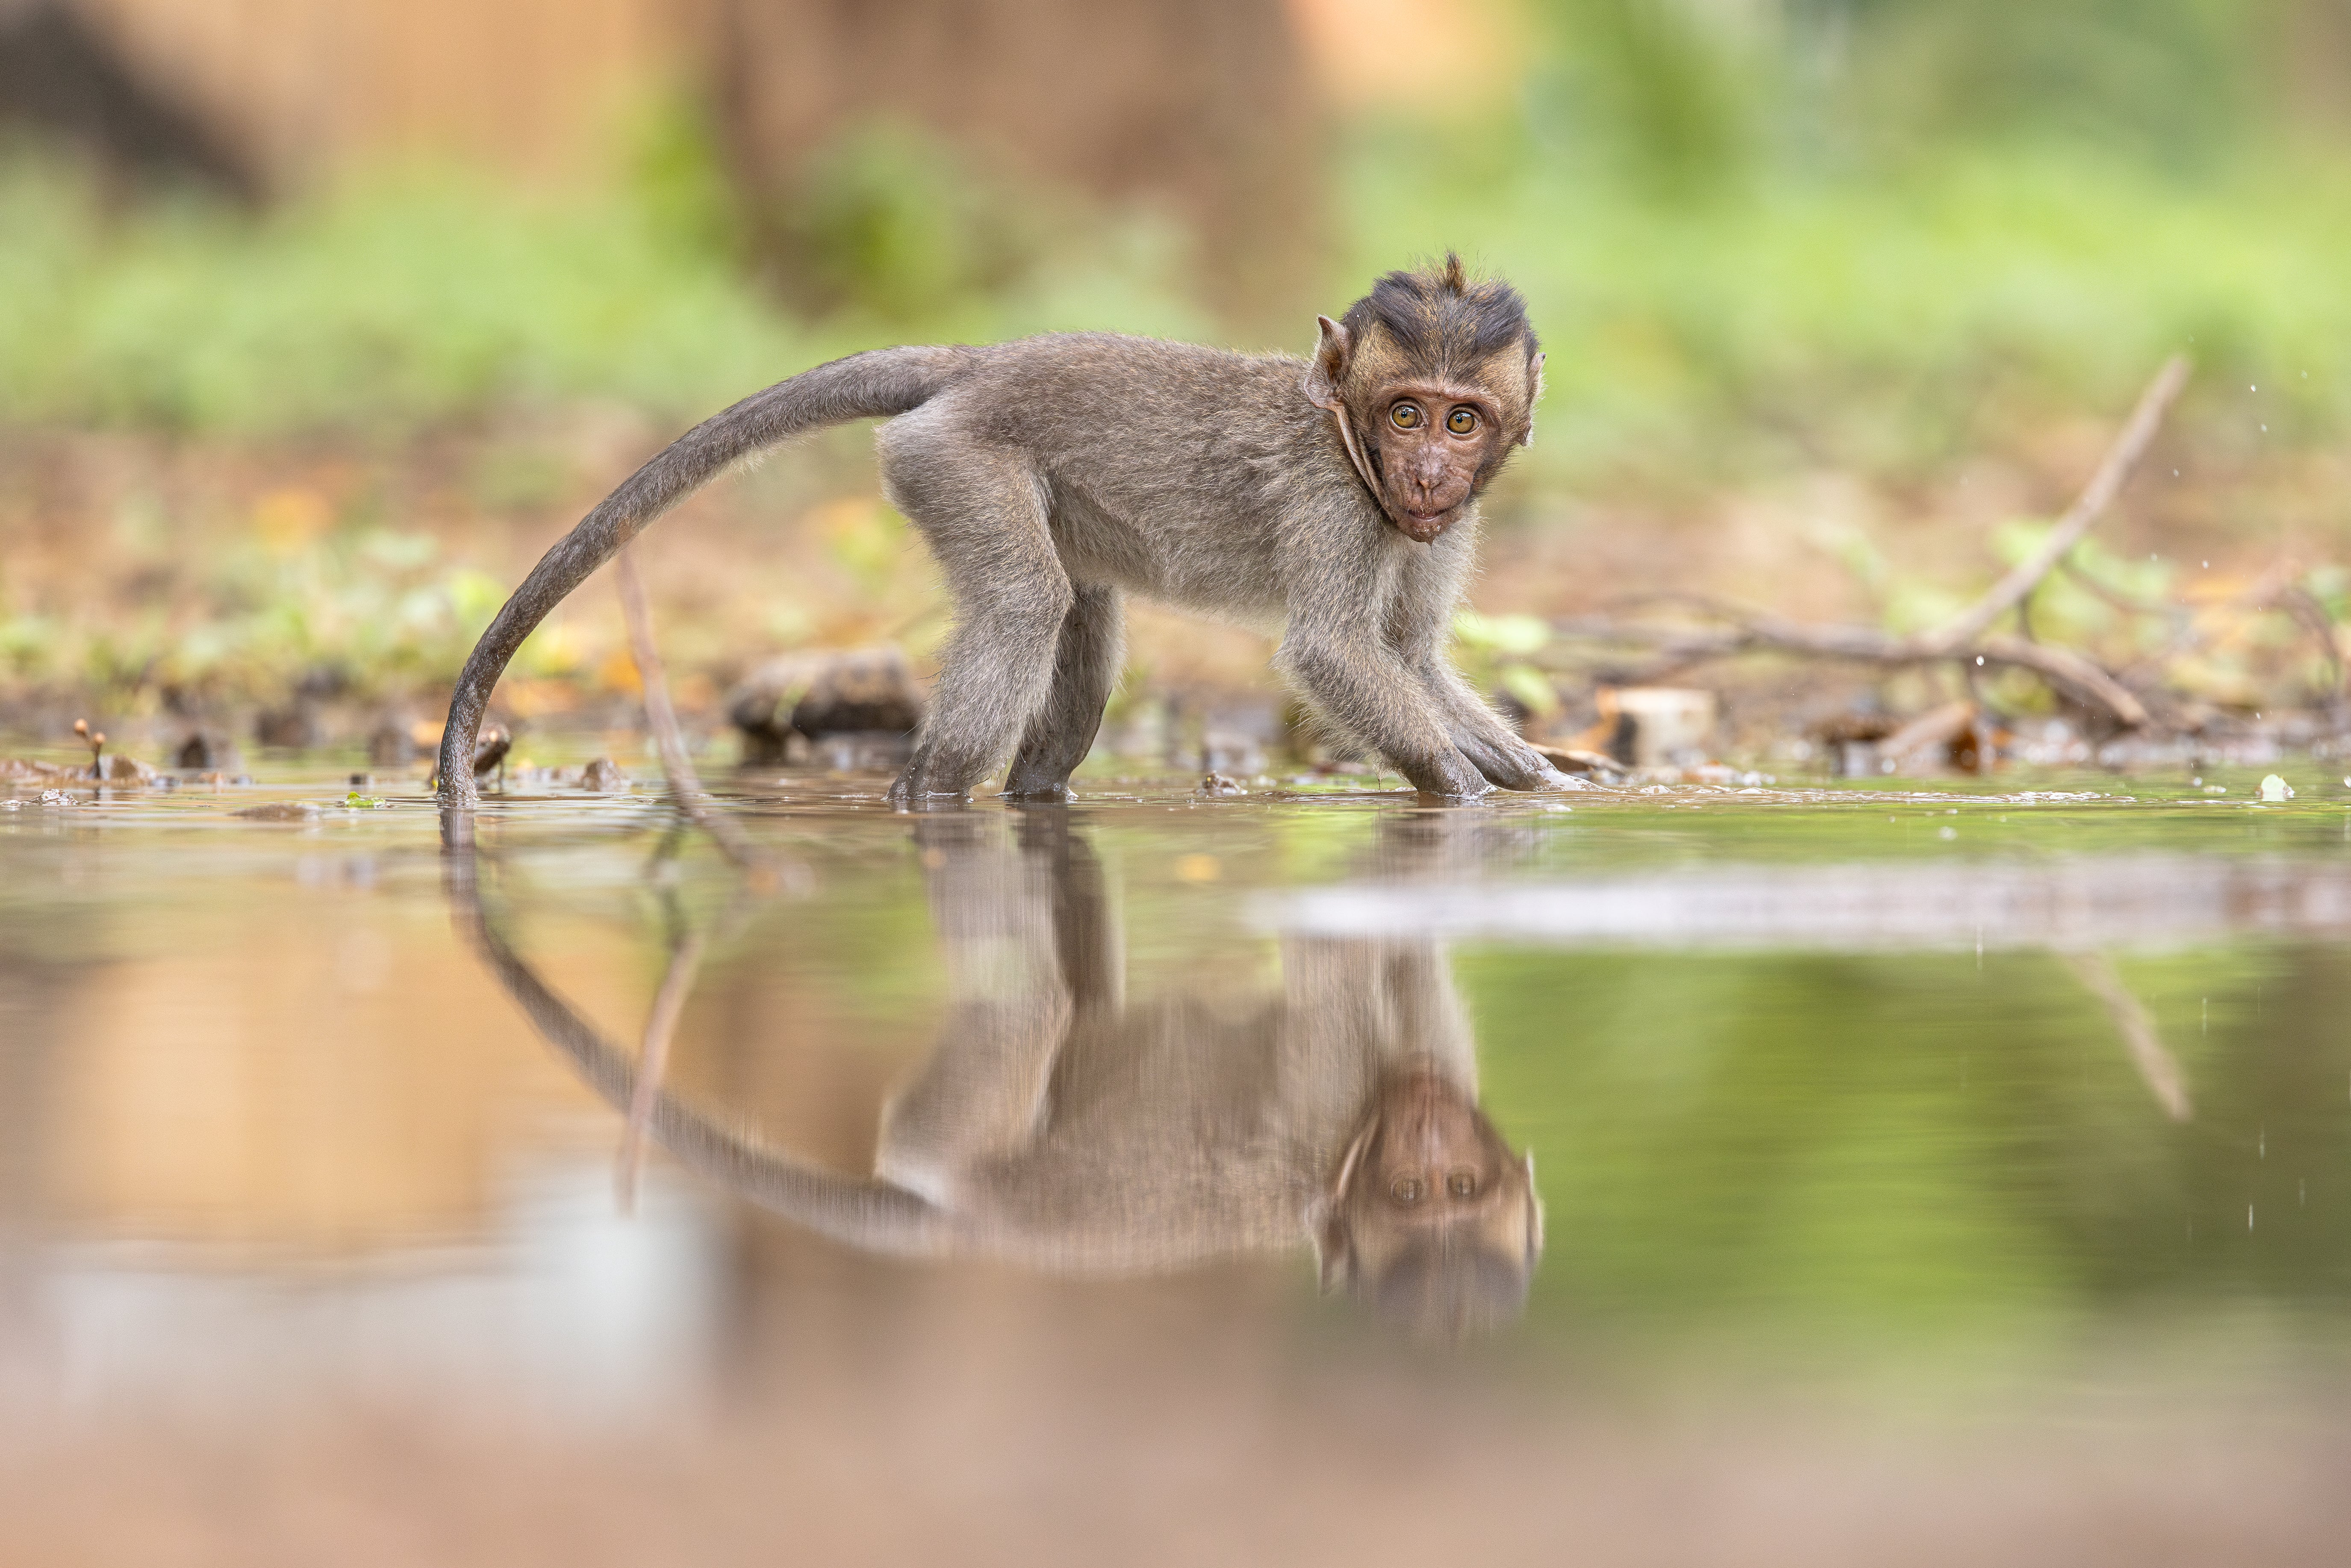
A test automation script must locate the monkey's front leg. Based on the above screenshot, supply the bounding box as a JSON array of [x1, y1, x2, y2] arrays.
[[1385, 548, 1581, 793], [1277, 629, 1491, 798], [1417, 663, 1587, 791]]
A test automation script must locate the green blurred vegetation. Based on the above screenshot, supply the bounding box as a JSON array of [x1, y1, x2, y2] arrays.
[[0, 96, 1212, 438], [0, 149, 797, 436], [0, 509, 527, 708], [1358, 144, 2351, 486], [1, 0, 2342, 467], [1347, 0, 2351, 486]]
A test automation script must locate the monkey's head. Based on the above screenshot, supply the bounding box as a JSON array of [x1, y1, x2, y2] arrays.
[[1304, 253, 1544, 545], [1316, 1056, 1544, 1343]]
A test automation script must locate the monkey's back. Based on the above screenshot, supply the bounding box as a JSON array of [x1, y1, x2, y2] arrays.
[[879, 333, 1372, 621]]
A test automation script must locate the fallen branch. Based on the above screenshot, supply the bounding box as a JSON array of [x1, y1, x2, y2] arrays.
[[1543, 357, 2192, 730], [614, 542, 773, 880], [1549, 611, 2152, 728]]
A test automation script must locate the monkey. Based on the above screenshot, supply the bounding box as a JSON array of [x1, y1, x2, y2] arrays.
[[448, 810, 1545, 1342], [434, 253, 1582, 808]]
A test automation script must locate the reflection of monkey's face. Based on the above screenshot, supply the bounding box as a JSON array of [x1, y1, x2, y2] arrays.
[[1318, 1058, 1544, 1341]]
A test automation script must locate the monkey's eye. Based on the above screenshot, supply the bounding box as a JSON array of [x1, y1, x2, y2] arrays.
[[1390, 402, 1423, 430], [1447, 1170, 1479, 1198], [1390, 1174, 1428, 1205], [1445, 406, 1479, 436]]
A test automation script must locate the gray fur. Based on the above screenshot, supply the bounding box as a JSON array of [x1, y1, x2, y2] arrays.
[[436, 300, 1573, 806]]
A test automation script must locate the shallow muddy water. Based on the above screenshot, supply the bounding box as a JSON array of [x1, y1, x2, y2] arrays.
[[4, 759, 2351, 1565]]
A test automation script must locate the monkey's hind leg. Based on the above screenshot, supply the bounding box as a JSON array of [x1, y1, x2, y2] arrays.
[[885, 444, 1073, 802], [1002, 584, 1124, 801]]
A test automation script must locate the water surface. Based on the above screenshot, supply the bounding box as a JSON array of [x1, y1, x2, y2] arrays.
[[4, 763, 2349, 1565]]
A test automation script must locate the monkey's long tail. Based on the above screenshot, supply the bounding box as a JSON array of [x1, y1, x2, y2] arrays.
[[434, 345, 972, 807], [447, 843, 960, 1256]]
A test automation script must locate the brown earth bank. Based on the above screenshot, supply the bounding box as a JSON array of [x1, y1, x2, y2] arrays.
[[3, 401, 2346, 773]]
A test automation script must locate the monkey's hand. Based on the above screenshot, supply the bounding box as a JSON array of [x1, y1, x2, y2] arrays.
[[1455, 732, 1597, 793]]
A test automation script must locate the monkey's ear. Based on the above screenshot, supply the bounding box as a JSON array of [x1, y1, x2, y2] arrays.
[[1518, 351, 1546, 447], [1304, 315, 1352, 412]]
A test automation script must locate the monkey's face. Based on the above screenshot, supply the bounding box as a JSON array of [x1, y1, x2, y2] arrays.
[[1364, 381, 1512, 543], [1305, 306, 1541, 548], [1317, 1058, 1544, 1338]]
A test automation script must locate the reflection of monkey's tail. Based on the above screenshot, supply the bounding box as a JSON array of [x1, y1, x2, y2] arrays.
[[436, 345, 975, 806], [449, 849, 957, 1255]]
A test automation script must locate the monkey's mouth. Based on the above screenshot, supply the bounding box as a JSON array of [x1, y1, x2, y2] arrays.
[[1395, 507, 1453, 542]]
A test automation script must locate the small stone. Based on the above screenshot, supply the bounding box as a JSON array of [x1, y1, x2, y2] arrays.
[[579, 757, 629, 792]]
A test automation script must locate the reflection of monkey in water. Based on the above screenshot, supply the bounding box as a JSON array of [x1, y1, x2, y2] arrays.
[[453, 813, 1542, 1341]]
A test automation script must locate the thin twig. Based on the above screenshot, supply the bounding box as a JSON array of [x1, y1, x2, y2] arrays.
[[2061, 952, 2192, 1121], [614, 542, 771, 878], [1921, 356, 2192, 654]]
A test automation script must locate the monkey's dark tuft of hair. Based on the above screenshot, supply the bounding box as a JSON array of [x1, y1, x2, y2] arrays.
[[1342, 252, 1536, 376]]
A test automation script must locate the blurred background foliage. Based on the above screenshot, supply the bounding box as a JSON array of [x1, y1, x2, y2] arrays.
[[4, 0, 2342, 454], [2, 0, 2347, 726]]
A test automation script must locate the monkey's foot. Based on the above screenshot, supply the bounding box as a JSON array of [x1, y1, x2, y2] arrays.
[[886, 772, 974, 807], [1000, 784, 1076, 803], [887, 791, 973, 812], [886, 752, 985, 805]]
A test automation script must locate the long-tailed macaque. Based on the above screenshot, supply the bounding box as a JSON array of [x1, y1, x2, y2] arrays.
[[435, 255, 1578, 807], [450, 813, 1545, 1341]]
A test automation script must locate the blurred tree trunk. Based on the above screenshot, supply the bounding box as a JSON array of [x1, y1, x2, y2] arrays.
[[50, 0, 694, 187], [707, 0, 1328, 334], [18, 0, 1329, 331]]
